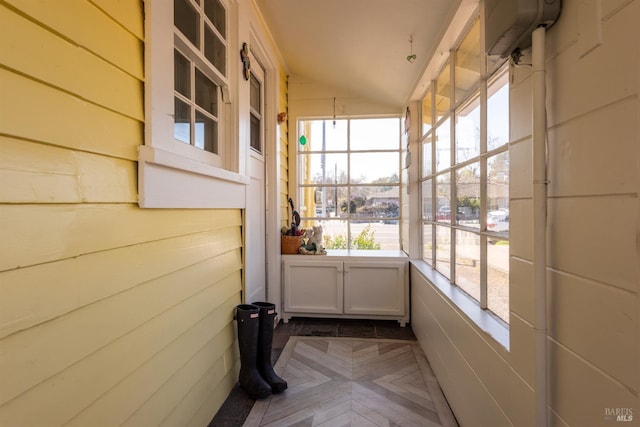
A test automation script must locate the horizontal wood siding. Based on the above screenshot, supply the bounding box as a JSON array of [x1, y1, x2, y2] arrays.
[[0, 136, 138, 204], [3, 0, 144, 79], [1, 68, 141, 160], [279, 68, 290, 228], [0, 2, 242, 426], [1, 5, 143, 120], [412, 1, 640, 426], [411, 272, 523, 426]]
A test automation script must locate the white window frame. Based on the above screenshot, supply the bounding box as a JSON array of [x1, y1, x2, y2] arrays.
[[295, 117, 402, 250], [422, 62, 510, 313], [140, 0, 249, 208], [417, 13, 511, 349]]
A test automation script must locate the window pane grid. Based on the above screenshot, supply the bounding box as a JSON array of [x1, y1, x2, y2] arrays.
[[174, 98, 191, 144], [435, 63, 451, 122], [250, 74, 261, 113], [174, 0, 199, 48], [204, 0, 226, 35], [435, 225, 451, 280], [250, 113, 261, 152], [297, 118, 401, 250], [487, 238, 509, 322], [435, 117, 451, 172], [421, 22, 510, 324], [421, 88, 433, 136], [455, 230, 480, 300], [195, 111, 217, 153], [174, 50, 191, 98], [455, 96, 481, 164], [175, 0, 227, 80], [423, 223, 434, 266], [204, 24, 226, 75], [454, 19, 480, 105], [173, 0, 225, 156], [174, 53, 221, 154], [350, 118, 400, 151], [195, 68, 218, 116], [487, 66, 510, 151], [456, 162, 480, 228]]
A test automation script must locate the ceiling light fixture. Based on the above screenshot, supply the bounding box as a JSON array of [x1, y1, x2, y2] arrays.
[[407, 36, 417, 64], [332, 97, 336, 128]]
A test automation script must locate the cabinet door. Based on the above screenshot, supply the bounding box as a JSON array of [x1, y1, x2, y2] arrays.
[[343, 261, 406, 316], [283, 260, 344, 314]]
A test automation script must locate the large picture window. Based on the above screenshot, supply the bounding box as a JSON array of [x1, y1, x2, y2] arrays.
[[296, 118, 401, 250], [421, 18, 510, 323]]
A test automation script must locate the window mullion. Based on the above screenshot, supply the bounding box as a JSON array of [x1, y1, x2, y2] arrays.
[[431, 84, 437, 264], [348, 120, 354, 248], [480, 161, 488, 309], [449, 50, 456, 283], [199, 3, 205, 55], [479, 68, 489, 309], [193, 63, 199, 147]]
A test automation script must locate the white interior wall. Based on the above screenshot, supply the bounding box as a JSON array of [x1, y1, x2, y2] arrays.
[[411, 0, 640, 425]]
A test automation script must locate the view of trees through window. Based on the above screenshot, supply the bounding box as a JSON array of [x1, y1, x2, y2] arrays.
[[296, 118, 401, 250]]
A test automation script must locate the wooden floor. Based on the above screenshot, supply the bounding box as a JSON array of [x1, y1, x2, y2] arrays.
[[243, 336, 458, 427]]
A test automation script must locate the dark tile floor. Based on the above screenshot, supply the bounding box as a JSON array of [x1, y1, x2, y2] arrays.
[[208, 317, 416, 426]]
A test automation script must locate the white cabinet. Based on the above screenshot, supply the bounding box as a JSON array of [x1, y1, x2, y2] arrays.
[[343, 261, 406, 316], [283, 259, 344, 315], [282, 250, 409, 326]]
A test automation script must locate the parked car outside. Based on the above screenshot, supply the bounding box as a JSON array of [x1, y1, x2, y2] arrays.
[[487, 209, 509, 232], [437, 206, 451, 221]]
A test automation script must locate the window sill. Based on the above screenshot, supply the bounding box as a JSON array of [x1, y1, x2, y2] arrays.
[[410, 260, 510, 350], [138, 145, 250, 208]]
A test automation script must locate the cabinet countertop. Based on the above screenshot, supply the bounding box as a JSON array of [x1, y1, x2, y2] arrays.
[[282, 250, 408, 260]]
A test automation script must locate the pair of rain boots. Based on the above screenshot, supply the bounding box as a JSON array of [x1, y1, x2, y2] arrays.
[[235, 302, 288, 399]]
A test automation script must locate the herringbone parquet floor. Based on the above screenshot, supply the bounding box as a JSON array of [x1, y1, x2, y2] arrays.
[[244, 337, 458, 427]]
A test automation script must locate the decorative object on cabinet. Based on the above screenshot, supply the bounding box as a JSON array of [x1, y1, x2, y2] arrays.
[[281, 235, 304, 254], [298, 225, 326, 255], [280, 207, 305, 254]]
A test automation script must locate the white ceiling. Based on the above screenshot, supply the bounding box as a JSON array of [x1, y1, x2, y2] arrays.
[[254, 0, 461, 110]]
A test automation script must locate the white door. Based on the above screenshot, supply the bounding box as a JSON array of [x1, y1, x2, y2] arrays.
[[245, 54, 266, 304]]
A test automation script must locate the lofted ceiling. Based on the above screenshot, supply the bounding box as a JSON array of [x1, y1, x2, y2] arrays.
[[254, 0, 462, 110]]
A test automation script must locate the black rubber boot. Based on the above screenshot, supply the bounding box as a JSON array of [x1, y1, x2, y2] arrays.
[[252, 301, 288, 393], [235, 304, 272, 399]]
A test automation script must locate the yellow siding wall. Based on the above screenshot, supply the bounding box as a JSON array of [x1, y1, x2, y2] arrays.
[[0, 1, 242, 425], [412, 1, 640, 426], [279, 68, 290, 229]]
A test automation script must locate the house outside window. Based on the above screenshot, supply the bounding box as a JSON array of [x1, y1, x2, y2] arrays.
[[296, 118, 401, 250], [421, 18, 511, 323]]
